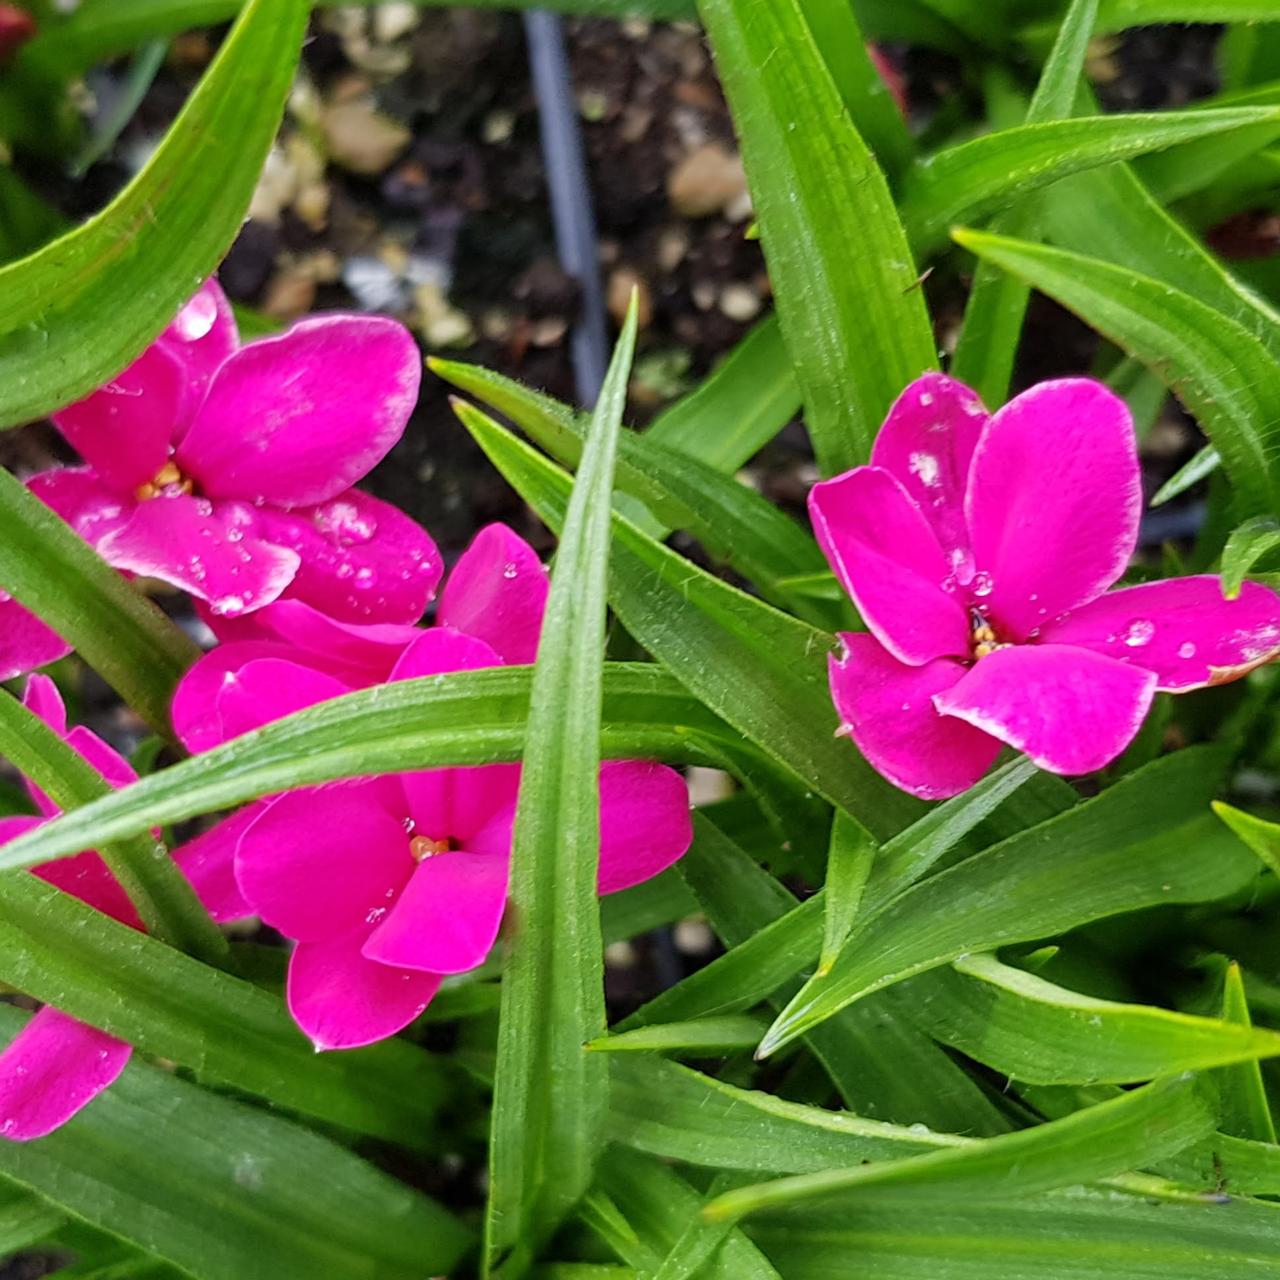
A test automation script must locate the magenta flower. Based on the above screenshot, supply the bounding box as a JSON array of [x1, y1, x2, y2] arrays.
[[24, 279, 440, 626], [169, 524, 693, 1049], [0, 677, 143, 1139], [812, 374, 1280, 799]]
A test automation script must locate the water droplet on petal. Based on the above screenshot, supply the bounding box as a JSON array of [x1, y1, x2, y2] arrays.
[[908, 451, 941, 488], [172, 289, 218, 341], [1121, 619, 1155, 648], [918, 391, 935, 407], [1178, 641, 1197, 659], [502, 562, 518, 579], [353, 566, 377, 590], [971, 571, 993, 598], [335, 562, 355, 580]]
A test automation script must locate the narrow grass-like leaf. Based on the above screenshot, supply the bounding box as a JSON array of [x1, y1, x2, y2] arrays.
[[0, 0, 307, 427], [1214, 801, 1280, 878], [955, 228, 1280, 517], [0, 1004, 470, 1280], [0, 689, 224, 962], [0, 1182, 63, 1256], [485, 304, 636, 1276], [1152, 444, 1220, 506], [818, 813, 877, 975], [0, 470, 198, 735], [650, 1173, 742, 1280], [704, 1074, 1216, 1219], [587, 1017, 766, 1055], [455, 404, 921, 835], [904, 108, 1280, 253], [1221, 517, 1280, 598], [763, 749, 1257, 1054], [1218, 962, 1277, 1143], [898, 952, 1280, 1085], [698, 0, 936, 474], [0, 873, 448, 1143]]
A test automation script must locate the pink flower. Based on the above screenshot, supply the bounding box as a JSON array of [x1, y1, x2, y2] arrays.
[[0, 677, 142, 1139], [169, 524, 693, 1049], [812, 374, 1280, 799], [26, 279, 441, 626]]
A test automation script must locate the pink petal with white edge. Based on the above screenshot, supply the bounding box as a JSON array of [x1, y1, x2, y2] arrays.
[[871, 373, 988, 582], [288, 928, 441, 1051], [52, 341, 186, 494], [173, 803, 266, 923], [966, 380, 1141, 641], [235, 785, 412, 941], [364, 849, 509, 974], [597, 761, 692, 894], [438, 523, 549, 664], [935, 643, 1156, 776], [159, 279, 239, 432], [1040, 576, 1280, 691], [252, 490, 441, 625], [829, 633, 1001, 800], [176, 315, 420, 507], [28, 468, 132, 549], [97, 493, 300, 618], [0, 600, 70, 683], [809, 467, 970, 665], [0, 1008, 130, 1141], [22, 674, 66, 736]]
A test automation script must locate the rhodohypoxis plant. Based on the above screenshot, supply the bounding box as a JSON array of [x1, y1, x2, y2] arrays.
[[0, 279, 440, 680], [170, 525, 692, 1049], [812, 375, 1280, 798]]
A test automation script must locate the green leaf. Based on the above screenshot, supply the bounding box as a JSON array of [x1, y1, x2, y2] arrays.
[[818, 812, 877, 975], [0, 1004, 471, 1280], [753, 1184, 1280, 1278], [950, 0, 1098, 404], [698, 0, 936, 474], [0, 0, 307, 427], [0, 1182, 63, 1256], [954, 227, 1280, 517], [1222, 517, 1280, 598], [704, 1074, 1217, 1219], [0, 873, 450, 1143], [1217, 961, 1277, 1143], [485, 303, 637, 1276], [0, 470, 198, 736], [1213, 800, 1280, 878], [0, 665, 773, 872], [1094, 1, 1280, 33], [904, 108, 1280, 254], [0, 688, 224, 963], [455, 404, 920, 835], [898, 951, 1280, 1085], [587, 1016, 767, 1055], [1151, 444, 1220, 507], [762, 748, 1258, 1055]]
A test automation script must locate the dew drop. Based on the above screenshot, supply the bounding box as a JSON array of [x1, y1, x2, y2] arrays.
[[502, 562, 519, 580], [335, 562, 355, 580], [971, 571, 993, 598], [402, 816, 416, 834], [353, 566, 377, 590], [172, 289, 218, 342], [918, 391, 935, 407], [364, 907, 387, 925], [908, 451, 940, 488], [1121, 619, 1155, 648], [1178, 641, 1197, 659]]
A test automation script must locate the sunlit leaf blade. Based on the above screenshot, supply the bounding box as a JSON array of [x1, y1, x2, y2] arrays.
[[1217, 962, 1277, 1144], [587, 1017, 766, 1055], [0, 1004, 470, 1280], [0, 470, 199, 736], [819, 813, 877, 974], [698, 0, 936, 474], [1221, 517, 1280, 599], [0, 0, 306, 426], [454, 403, 921, 835], [0, 666, 771, 872], [898, 952, 1280, 1085], [1151, 445, 1221, 506], [705, 1074, 1216, 1219], [1214, 801, 1280, 878], [0, 689, 224, 962], [955, 227, 1280, 517], [752, 1186, 1280, 1278], [0, 875, 448, 1143], [904, 108, 1280, 253], [763, 749, 1258, 1054], [485, 304, 636, 1277]]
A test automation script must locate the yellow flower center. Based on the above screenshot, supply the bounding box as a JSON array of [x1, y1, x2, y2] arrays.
[[134, 460, 194, 501], [409, 835, 453, 861], [970, 610, 1009, 661]]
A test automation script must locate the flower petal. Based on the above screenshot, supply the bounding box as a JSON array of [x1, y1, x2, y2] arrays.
[[96, 494, 300, 618], [829, 632, 1000, 800], [438, 523, 549, 664], [965, 380, 1141, 640], [35, 851, 142, 929], [0, 600, 71, 683], [22, 673, 66, 736], [363, 850, 509, 974], [172, 804, 265, 923], [871, 372, 987, 580], [176, 315, 420, 507], [809, 466, 970, 664], [934, 643, 1156, 776], [234, 785, 412, 941], [597, 761, 692, 894], [28, 467, 132, 548], [0, 1008, 131, 1141], [160, 279, 239, 432], [250, 491, 441, 625], [52, 341, 186, 493], [1040, 576, 1280, 691], [288, 928, 441, 1051]]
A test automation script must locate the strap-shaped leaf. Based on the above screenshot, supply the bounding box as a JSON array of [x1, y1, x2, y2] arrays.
[[0, 0, 307, 426]]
